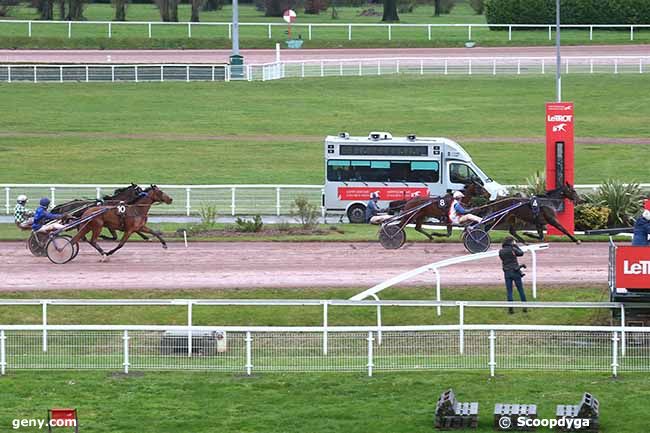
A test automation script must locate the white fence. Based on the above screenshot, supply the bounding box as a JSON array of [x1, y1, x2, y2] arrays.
[[1, 20, 649, 42], [3, 56, 650, 83], [4, 183, 648, 217], [1, 184, 324, 217], [0, 64, 229, 83], [252, 56, 650, 81], [0, 324, 647, 376]]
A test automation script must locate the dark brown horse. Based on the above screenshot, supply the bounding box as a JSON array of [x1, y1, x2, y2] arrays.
[[473, 183, 581, 244], [70, 185, 173, 258], [396, 182, 491, 240]]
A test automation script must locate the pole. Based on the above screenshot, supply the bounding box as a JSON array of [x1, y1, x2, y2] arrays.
[[232, 0, 239, 56], [555, 0, 561, 102]]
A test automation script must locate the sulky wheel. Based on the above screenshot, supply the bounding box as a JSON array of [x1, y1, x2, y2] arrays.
[[46, 236, 76, 264], [379, 224, 406, 250], [59, 235, 80, 260], [463, 227, 491, 254], [27, 232, 48, 257]]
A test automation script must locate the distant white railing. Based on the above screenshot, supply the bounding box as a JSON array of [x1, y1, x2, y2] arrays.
[[0, 323, 647, 376], [0, 63, 230, 83], [250, 56, 650, 80], [1, 20, 649, 42], [1, 184, 323, 217], [4, 183, 648, 216]]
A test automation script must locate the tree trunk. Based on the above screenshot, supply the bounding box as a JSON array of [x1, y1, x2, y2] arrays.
[[382, 0, 399, 22], [169, 0, 178, 22], [158, 0, 169, 22], [112, 0, 127, 21], [190, 0, 201, 22], [434, 0, 441, 16], [58, 0, 65, 19], [39, 0, 54, 19]]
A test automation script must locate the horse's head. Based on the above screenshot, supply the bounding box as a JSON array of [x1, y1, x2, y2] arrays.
[[461, 181, 490, 206], [147, 185, 173, 205], [561, 183, 581, 203]]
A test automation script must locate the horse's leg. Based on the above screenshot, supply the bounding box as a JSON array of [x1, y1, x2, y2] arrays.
[[411, 216, 434, 240], [508, 225, 528, 244], [105, 230, 134, 256], [136, 231, 151, 241], [99, 227, 119, 241], [72, 221, 107, 256], [544, 213, 581, 244], [523, 224, 545, 241], [138, 225, 167, 249]]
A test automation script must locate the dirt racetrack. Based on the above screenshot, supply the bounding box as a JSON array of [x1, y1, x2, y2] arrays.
[[0, 241, 608, 291]]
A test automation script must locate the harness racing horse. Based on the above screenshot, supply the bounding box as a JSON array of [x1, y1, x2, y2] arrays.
[[52, 184, 167, 247], [397, 182, 491, 240], [70, 185, 173, 259], [473, 183, 581, 244]]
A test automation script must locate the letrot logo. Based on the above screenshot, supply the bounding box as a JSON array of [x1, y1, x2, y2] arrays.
[[552, 123, 567, 132], [623, 260, 650, 275], [547, 114, 573, 122]]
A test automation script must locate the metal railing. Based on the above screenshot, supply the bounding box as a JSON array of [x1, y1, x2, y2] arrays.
[[0, 64, 229, 83], [351, 244, 548, 309], [0, 324, 646, 377], [4, 183, 648, 217], [1, 20, 649, 42], [251, 56, 650, 80], [2, 297, 645, 359], [1, 184, 324, 217]]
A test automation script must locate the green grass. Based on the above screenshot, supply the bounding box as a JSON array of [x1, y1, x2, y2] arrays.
[[1, 3, 650, 49], [1, 75, 650, 185], [0, 221, 632, 242], [2, 370, 649, 433], [0, 287, 611, 327]]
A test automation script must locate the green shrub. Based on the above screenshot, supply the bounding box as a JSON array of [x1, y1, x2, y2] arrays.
[[198, 202, 218, 227], [585, 180, 644, 227], [523, 171, 547, 197], [484, 0, 650, 26], [291, 196, 320, 229], [235, 215, 264, 232], [574, 204, 610, 231]]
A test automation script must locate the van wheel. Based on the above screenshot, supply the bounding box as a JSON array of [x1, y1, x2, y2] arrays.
[[347, 204, 366, 224]]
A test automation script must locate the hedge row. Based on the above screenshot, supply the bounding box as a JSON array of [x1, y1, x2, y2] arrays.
[[485, 0, 650, 25]]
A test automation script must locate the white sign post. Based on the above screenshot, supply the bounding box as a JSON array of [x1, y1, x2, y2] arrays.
[[283, 9, 297, 39]]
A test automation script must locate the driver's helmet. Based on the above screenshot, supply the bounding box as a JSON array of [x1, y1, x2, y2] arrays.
[[453, 191, 465, 199], [39, 197, 50, 208], [16, 194, 27, 204], [370, 192, 380, 200]]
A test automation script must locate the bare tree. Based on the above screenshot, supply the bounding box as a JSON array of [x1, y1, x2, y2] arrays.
[[382, 0, 399, 21], [191, 0, 203, 22], [156, 0, 178, 22], [112, 0, 128, 21]]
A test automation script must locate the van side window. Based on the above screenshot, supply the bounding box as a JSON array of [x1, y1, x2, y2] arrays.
[[449, 163, 480, 184]]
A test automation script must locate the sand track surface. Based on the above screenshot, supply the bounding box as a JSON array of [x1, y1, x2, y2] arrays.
[[0, 241, 608, 291]]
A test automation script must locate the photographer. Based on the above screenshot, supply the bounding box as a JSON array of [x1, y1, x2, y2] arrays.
[[498, 236, 528, 314]]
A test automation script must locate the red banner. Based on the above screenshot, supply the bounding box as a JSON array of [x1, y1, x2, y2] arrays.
[[616, 246, 650, 290], [337, 187, 429, 201], [546, 102, 575, 235]]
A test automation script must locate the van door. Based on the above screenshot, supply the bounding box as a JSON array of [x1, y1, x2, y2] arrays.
[[446, 161, 483, 192]]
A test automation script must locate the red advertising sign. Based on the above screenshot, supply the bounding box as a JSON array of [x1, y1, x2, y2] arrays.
[[615, 246, 650, 290], [546, 102, 575, 235], [337, 187, 429, 201]]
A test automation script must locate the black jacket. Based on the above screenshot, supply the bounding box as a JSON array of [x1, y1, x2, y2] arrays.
[[499, 244, 524, 272]]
